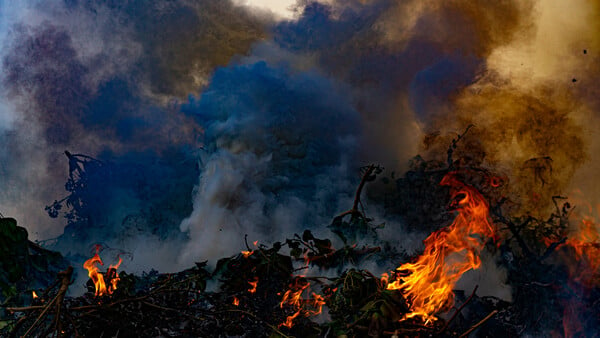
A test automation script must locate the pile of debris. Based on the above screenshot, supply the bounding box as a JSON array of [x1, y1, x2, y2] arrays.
[[2, 132, 600, 337]]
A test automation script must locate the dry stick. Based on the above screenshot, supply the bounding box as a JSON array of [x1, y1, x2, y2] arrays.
[[21, 266, 73, 337], [54, 267, 72, 337], [438, 285, 479, 334], [459, 309, 498, 337], [6, 305, 46, 312]]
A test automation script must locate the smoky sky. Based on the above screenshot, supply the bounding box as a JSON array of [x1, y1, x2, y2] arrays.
[[0, 0, 598, 275]]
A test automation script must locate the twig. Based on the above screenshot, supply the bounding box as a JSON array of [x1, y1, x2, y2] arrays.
[[438, 285, 478, 334], [459, 309, 498, 337], [335, 164, 380, 221], [6, 305, 46, 312], [540, 237, 567, 261], [447, 124, 474, 168], [54, 266, 73, 337]]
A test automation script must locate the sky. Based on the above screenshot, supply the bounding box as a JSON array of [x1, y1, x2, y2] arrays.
[[0, 0, 598, 283]]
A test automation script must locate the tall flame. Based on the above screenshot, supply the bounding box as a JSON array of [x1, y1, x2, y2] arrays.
[[83, 246, 107, 297], [387, 174, 495, 323]]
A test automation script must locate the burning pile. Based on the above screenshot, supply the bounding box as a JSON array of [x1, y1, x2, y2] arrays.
[[4, 133, 600, 337]]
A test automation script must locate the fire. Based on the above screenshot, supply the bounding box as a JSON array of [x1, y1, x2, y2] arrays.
[[233, 297, 240, 306], [32, 291, 38, 299], [568, 219, 600, 270], [387, 174, 496, 324], [279, 278, 325, 328], [108, 256, 123, 293], [83, 246, 122, 297], [248, 277, 258, 293], [241, 250, 254, 258]]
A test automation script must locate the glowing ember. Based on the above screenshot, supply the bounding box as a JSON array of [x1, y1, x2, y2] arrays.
[[83, 246, 122, 297], [248, 277, 258, 293], [279, 278, 325, 328], [241, 250, 254, 258], [233, 297, 240, 306], [32, 291, 38, 299], [387, 174, 496, 324]]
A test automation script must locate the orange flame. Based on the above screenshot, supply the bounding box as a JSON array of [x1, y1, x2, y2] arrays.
[[233, 297, 240, 306], [253, 240, 258, 246], [83, 247, 107, 297], [564, 218, 600, 285], [248, 277, 259, 293], [83, 247, 121, 297], [568, 219, 600, 267], [387, 174, 495, 324], [241, 250, 254, 258], [108, 256, 122, 293], [32, 291, 38, 299], [279, 278, 325, 328]]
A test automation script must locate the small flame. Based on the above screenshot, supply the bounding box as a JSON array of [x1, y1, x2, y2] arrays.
[[380, 272, 389, 287], [241, 250, 254, 258], [83, 246, 121, 297], [279, 278, 325, 328], [32, 291, 38, 299], [233, 297, 240, 306], [83, 247, 107, 297], [253, 240, 258, 246], [248, 277, 259, 293], [387, 174, 496, 324]]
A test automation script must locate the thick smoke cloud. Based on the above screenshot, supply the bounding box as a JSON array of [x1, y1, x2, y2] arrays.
[[178, 61, 359, 264], [0, 0, 598, 293], [0, 0, 265, 242]]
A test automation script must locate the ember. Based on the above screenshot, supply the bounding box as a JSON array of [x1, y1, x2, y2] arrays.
[[247, 277, 258, 293]]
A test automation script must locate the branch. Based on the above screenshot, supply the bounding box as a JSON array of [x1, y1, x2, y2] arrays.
[[336, 164, 381, 221], [438, 285, 478, 334], [20, 266, 73, 337], [459, 309, 498, 337], [447, 124, 474, 168]]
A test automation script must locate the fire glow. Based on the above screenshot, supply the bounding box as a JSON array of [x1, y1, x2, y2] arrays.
[[248, 277, 258, 293], [279, 278, 325, 328], [83, 246, 122, 297], [387, 174, 496, 323]]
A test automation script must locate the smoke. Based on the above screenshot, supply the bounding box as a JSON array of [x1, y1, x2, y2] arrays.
[[177, 61, 360, 265], [0, 0, 598, 296], [0, 0, 265, 240]]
